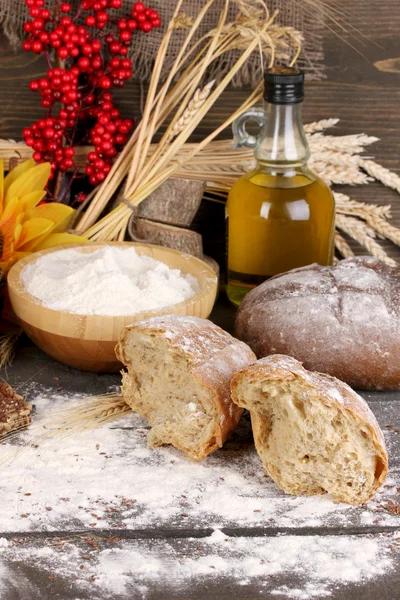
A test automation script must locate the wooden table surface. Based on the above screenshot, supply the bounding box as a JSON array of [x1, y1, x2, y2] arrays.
[[0, 0, 399, 597], [0, 298, 399, 599]]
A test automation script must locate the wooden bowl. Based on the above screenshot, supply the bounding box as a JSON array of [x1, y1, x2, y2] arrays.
[[8, 242, 218, 373]]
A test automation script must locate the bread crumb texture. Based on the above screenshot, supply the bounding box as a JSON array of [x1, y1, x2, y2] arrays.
[[116, 315, 256, 460], [231, 355, 388, 504]]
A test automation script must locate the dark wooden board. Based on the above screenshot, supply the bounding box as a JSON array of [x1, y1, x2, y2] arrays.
[[0, 298, 398, 599]]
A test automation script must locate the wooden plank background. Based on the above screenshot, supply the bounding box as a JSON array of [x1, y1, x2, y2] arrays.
[[0, 0, 399, 268]]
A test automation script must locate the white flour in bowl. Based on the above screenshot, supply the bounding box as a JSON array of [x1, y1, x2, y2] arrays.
[[21, 246, 200, 316]]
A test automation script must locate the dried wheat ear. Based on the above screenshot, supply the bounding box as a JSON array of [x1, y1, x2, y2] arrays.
[[231, 355, 388, 504], [115, 315, 255, 461]]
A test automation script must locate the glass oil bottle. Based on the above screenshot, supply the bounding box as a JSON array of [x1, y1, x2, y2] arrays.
[[226, 67, 335, 307]]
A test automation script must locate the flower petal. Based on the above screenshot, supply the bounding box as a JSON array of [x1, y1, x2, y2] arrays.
[[4, 158, 35, 195], [33, 233, 89, 251], [20, 190, 47, 212], [0, 197, 22, 228], [0, 159, 4, 212], [26, 203, 75, 232], [0, 217, 17, 272], [5, 162, 51, 207], [16, 218, 54, 251]]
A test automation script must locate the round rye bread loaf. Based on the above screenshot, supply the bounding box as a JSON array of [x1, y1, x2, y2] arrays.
[[235, 257, 400, 390]]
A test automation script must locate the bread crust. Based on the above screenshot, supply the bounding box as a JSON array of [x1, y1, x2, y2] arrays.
[[231, 355, 389, 503], [235, 256, 400, 390], [0, 382, 32, 437], [116, 315, 256, 460]]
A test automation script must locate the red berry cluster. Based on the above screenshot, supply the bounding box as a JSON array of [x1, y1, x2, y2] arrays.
[[23, 119, 75, 175], [85, 93, 133, 185], [22, 0, 161, 188]]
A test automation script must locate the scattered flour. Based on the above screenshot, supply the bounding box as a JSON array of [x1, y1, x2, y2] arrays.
[[0, 531, 397, 599], [21, 246, 200, 316], [0, 386, 398, 598]]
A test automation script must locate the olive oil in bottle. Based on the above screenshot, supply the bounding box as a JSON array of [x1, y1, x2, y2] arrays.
[[226, 68, 335, 307]]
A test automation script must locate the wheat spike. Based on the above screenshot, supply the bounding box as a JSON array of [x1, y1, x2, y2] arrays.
[[308, 134, 378, 154], [166, 81, 215, 141], [0, 334, 19, 369], [309, 150, 362, 168], [335, 233, 355, 259], [311, 162, 372, 185], [334, 192, 392, 219], [366, 216, 400, 248], [360, 159, 400, 195], [336, 214, 396, 266], [304, 118, 339, 134]]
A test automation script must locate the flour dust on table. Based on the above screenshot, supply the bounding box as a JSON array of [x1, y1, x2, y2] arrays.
[[0, 531, 397, 599], [21, 246, 200, 316], [0, 386, 399, 598]]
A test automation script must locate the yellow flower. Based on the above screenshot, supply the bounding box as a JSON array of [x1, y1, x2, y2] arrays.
[[0, 159, 88, 273]]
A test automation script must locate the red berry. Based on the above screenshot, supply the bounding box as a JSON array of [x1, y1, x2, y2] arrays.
[[29, 80, 40, 91], [151, 18, 161, 28], [134, 2, 145, 13], [140, 21, 152, 32], [119, 30, 131, 42], [98, 76, 111, 89], [61, 3, 71, 12], [57, 47, 69, 59], [78, 56, 91, 70], [96, 171, 106, 182], [31, 40, 43, 53], [85, 15, 96, 27], [91, 40, 102, 53], [127, 19, 137, 31], [82, 43, 93, 56], [43, 128, 55, 139], [32, 18, 44, 30]]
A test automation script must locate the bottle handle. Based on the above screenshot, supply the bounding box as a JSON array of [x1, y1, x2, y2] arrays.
[[232, 107, 265, 149]]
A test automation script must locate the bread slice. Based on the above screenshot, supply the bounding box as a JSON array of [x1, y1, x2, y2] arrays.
[[115, 315, 256, 460], [231, 355, 388, 504], [0, 382, 32, 437]]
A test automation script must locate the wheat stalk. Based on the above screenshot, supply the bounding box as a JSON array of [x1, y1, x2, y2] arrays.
[[166, 81, 215, 141], [304, 118, 339, 134], [365, 216, 400, 247], [360, 159, 400, 195], [336, 214, 396, 266], [76, 0, 302, 239], [0, 393, 132, 468], [0, 334, 19, 369], [335, 233, 355, 258], [310, 162, 372, 185]]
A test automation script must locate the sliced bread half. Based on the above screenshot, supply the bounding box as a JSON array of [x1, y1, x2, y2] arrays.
[[230, 355, 388, 504], [115, 315, 256, 460]]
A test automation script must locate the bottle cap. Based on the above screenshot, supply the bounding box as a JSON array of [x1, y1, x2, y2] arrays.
[[264, 67, 304, 104]]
